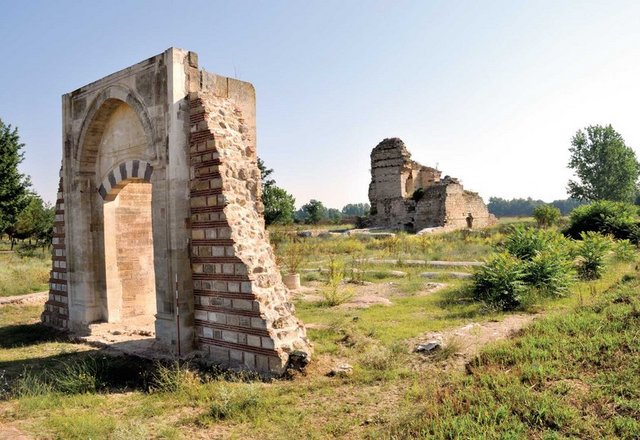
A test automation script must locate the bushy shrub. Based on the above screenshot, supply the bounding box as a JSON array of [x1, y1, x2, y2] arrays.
[[565, 201, 639, 241], [473, 252, 526, 310], [476, 227, 575, 309], [502, 226, 567, 261], [614, 239, 637, 262], [533, 204, 561, 228], [523, 250, 574, 297], [576, 231, 611, 280]]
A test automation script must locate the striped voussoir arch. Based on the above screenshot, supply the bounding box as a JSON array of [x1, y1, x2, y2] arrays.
[[98, 160, 153, 201]]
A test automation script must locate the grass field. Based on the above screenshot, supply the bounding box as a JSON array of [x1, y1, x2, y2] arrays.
[[0, 223, 638, 438], [0, 251, 50, 297]]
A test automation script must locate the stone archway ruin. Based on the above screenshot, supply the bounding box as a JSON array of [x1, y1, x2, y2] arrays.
[[41, 48, 311, 374]]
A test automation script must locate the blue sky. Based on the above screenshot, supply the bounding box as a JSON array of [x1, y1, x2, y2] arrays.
[[2, 1, 640, 208]]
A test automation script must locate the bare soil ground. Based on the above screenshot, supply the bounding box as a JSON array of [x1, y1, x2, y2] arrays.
[[293, 281, 447, 308], [411, 313, 538, 370], [0, 291, 47, 305]]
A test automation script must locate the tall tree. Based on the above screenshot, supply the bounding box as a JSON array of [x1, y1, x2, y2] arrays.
[[301, 199, 326, 224], [567, 124, 640, 203], [0, 120, 31, 238], [257, 157, 295, 225], [14, 195, 54, 248], [263, 185, 295, 225], [257, 157, 275, 190]]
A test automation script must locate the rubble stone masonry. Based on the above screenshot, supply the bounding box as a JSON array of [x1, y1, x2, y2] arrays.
[[368, 138, 496, 232], [189, 92, 310, 374], [41, 48, 311, 375]]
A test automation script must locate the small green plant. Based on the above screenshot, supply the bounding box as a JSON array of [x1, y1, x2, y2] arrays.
[[149, 361, 199, 393], [280, 239, 307, 274], [348, 254, 367, 284], [473, 252, 526, 310], [321, 257, 354, 306], [208, 383, 262, 421], [576, 231, 611, 280], [613, 239, 637, 262], [533, 204, 561, 228]]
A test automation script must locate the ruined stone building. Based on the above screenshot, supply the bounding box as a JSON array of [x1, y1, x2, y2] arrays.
[[41, 48, 311, 374], [368, 138, 496, 232]]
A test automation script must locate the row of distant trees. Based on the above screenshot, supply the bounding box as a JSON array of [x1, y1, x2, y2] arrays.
[[259, 159, 369, 225], [0, 120, 54, 250], [487, 197, 585, 217], [261, 124, 640, 225], [4, 119, 638, 243]]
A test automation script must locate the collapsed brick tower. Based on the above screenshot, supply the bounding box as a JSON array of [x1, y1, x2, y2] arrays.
[[41, 48, 311, 374], [368, 138, 496, 232]]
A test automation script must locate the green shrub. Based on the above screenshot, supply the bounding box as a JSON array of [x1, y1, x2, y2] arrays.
[[473, 252, 527, 310], [576, 232, 611, 280], [523, 249, 574, 298], [565, 201, 638, 241], [614, 239, 637, 262], [321, 257, 354, 306], [502, 226, 567, 261], [533, 204, 561, 228]]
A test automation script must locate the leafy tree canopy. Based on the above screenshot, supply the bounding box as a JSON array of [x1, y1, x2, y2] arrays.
[[263, 185, 295, 225], [301, 199, 326, 224], [0, 119, 31, 234], [341, 203, 371, 217], [568, 124, 640, 203]]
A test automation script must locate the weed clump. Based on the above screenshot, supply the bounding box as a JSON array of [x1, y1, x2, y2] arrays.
[[208, 383, 262, 421], [321, 257, 354, 306], [576, 231, 611, 280]]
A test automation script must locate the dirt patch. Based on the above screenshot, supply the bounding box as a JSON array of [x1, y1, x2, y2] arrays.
[[0, 425, 30, 440], [412, 314, 538, 370], [339, 295, 392, 309], [0, 291, 47, 306]]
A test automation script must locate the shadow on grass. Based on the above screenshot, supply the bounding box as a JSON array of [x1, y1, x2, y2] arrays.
[[0, 323, 68, 348]]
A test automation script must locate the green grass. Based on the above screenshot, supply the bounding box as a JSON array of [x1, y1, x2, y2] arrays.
[[372, 272, 640, 439], [0, 251, 50, 297], [1, 220, 639, 438]]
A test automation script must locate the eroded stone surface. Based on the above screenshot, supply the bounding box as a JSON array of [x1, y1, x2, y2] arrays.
[[41, 48, 311, 375], [368, 138, 496, 232]]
